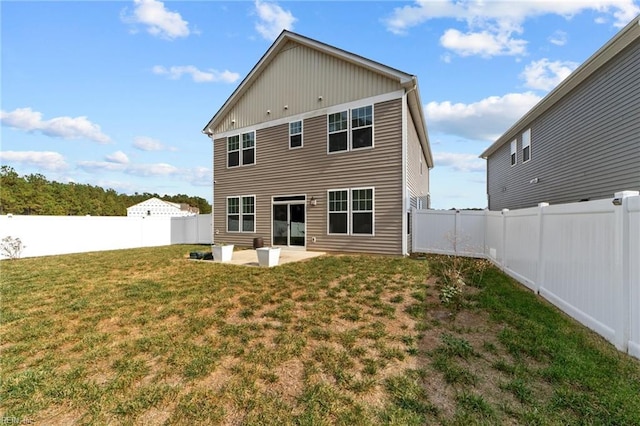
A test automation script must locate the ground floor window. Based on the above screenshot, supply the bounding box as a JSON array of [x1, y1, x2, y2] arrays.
[[227, 195, 255, 232], [327, 187, 374, 235]]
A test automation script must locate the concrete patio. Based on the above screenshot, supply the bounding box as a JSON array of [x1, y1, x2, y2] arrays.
[[194, 248, 326, 267]]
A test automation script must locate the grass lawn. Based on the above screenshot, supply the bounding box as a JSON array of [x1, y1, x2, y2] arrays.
[[1, 246, 639, 425]]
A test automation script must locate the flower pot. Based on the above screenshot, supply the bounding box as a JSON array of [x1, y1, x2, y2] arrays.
[[256, 247, 281, 267], [212, 244, 234, 262]]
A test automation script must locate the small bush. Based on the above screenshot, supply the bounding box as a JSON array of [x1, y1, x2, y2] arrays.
[[1, 236, 26, 260]]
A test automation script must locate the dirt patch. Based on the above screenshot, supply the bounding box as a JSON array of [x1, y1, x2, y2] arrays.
[[136, 406, 173, 426], [34, 405, 83, 425]]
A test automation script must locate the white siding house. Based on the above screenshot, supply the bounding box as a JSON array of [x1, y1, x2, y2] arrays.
[[126, 197, 199, 217]]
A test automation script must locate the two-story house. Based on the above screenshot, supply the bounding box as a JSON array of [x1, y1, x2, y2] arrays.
[[481, 15, 640, 211], [202, 31, 433, 255]]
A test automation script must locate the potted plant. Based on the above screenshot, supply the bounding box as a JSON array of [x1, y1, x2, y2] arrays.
[[256, 246, 281, 267], [212, 242, 234, 262]]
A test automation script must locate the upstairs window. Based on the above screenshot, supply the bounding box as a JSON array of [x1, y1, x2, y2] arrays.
[[242, 132, 255, 165], [328, 111, 348, 152], [289, 121, 303, 149], [510, 140, 517, 166], [227, 135, 240, 167], [351, 106, 373, 149], [327, 105, 373, 153], [227, 131, 255, 167], [522, 129, 531, 163]]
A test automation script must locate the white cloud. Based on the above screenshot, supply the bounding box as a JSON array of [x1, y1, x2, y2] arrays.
[[0, 151, 68, 171], [126, 163, 179, 177], [440, 28, 527, 57], [122, 0, 190, 40], [384, 0, 639, 57], [520, 58, 579, 91], [0, 107, 110, 144], [77, 160, 179, 176], [105, 151, 130, 164], [152, 65, 239, 83], [187, 166, 212, 186], [548, 30, 568, 46], [132, 136, 176, 152], [434, 152, 485, 173], [77, 160, 127, 172], [254, 0, 296, 40], [425, 92, 542, 141]]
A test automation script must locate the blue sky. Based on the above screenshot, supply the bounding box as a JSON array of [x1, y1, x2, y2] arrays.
[[2, 1, 638, 209]]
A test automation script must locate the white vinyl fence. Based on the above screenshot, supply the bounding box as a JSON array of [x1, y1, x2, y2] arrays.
[[0, 214, 212, 259], [412, 191, 640, 359]]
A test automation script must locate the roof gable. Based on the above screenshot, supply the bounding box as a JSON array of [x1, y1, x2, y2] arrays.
[[203, 31, 414, 135]]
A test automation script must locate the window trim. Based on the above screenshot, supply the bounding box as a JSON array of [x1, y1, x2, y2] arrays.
[[326, 105, 374, 154], [227, 135, 240, 168], [289, 120, 303, 149], [522, 128, 531, 163], [226, 195, 256, 233], [510, 139, 517, 166], [351, 187, 374, 235], [327, 188, 349, 235], [350, 105, 374, 151], [227, 131, 256, 168], [226, 196, 240, 232], [327, 110, 349, 154], [242, 131, 256, 166], [326, 187, 375, 236]]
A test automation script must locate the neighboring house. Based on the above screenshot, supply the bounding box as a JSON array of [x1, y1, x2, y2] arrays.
[[481, 16, 640, 211], [202, 31, 433, 255], [126, 197, 199, 217]]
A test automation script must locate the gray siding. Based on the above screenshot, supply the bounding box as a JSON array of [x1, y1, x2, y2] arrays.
[[406, 105, 430, 251], [213, 98, 405, 255], [488, 39, 640, 210], [214, 41, 403, 134]]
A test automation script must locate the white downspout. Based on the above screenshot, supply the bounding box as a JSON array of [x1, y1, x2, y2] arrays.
[[204, 130, 215, 245], [401, 90, 409, 256]]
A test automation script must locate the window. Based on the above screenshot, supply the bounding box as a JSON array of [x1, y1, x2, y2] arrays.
[[242, 131, 255, 165], [227, 195, 255, 233], [327, 187, 374, 235], [327, 105, 373, 153], [328, 190, 348, 234], [227, 135, 240, 167], [227, 197, 239, 232], [351, 188, 373, 234], [522, 129, 531, 163], [289, 121, 302, 149], [227, 131, 255, 167], [242, 196, 255, 232], [351, 106, 373, 149], [510, 140, 517, 166], [328, 111, 348, 152]]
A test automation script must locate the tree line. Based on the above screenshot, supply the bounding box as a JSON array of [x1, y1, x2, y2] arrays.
[[0, 166, 211, 216]]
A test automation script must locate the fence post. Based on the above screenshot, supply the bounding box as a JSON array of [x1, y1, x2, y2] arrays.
[[411, 207, 417, 253], [535, 203, 549, 294], [613, 191, 638, 352], [500, 209, 509, 270]]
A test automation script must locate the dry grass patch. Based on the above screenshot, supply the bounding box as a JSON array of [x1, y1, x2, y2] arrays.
[[2, 247, 639, 425], [1, 246, 432, 424]]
